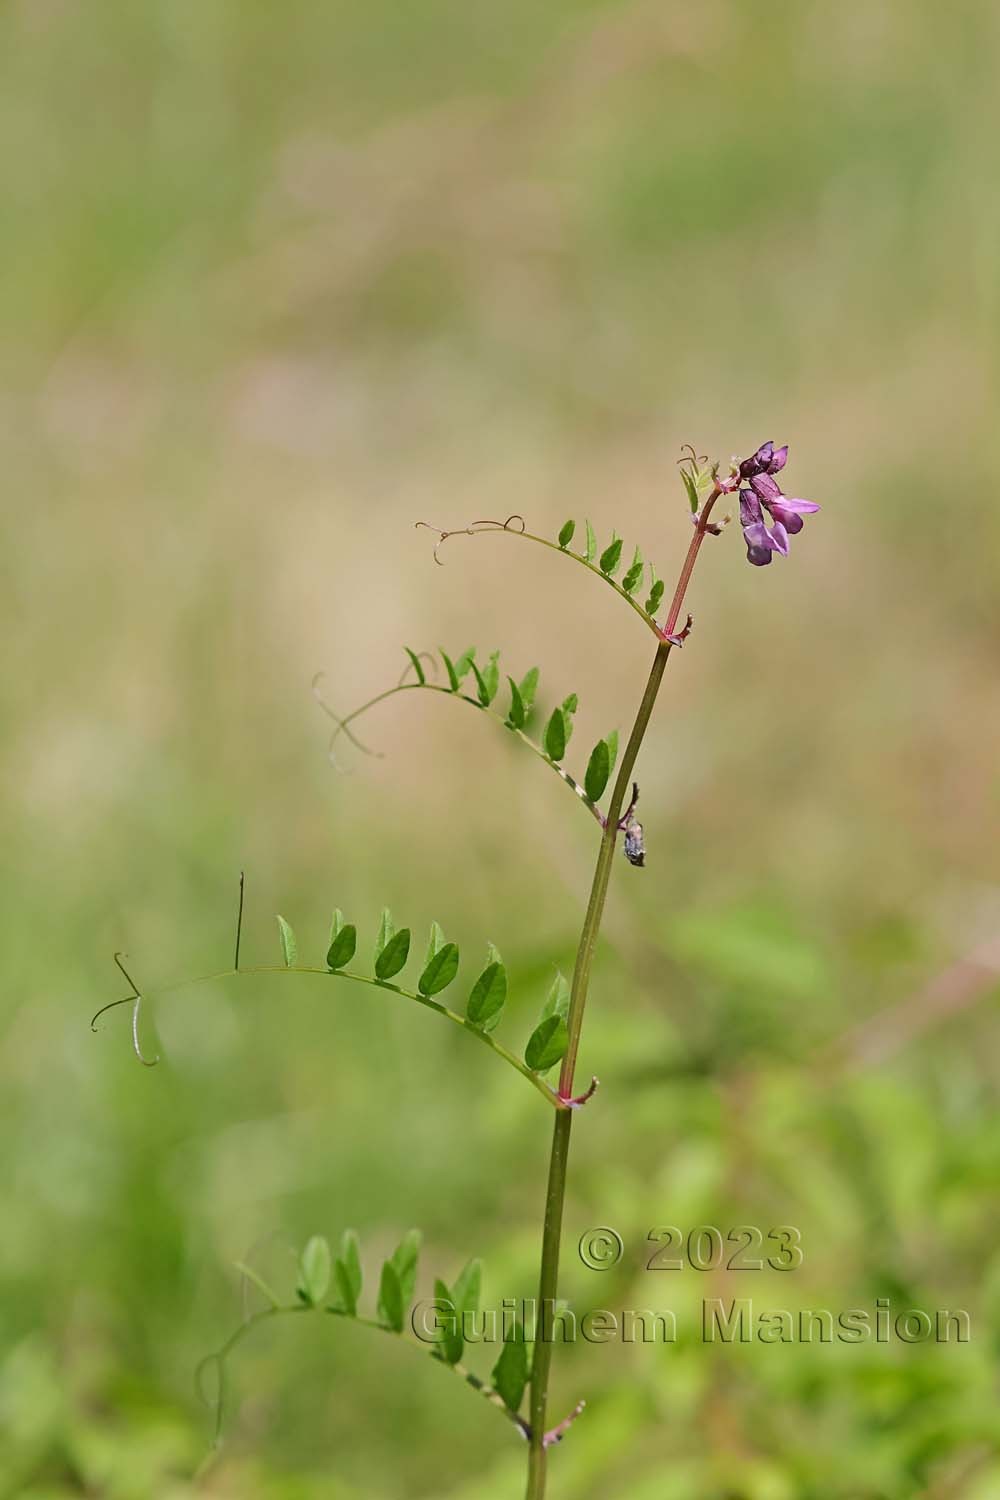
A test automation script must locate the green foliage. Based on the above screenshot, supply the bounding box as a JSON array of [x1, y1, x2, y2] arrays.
[[377, 1259, 405, 1333], [584, 737, 611, 801], [418, 939, 459, 996], [525, 1013, 569, 1072], [544, 706, 567, 762], [505, 675, 526, 730], [518, 665, 540, 717], [492, 1325, 528, 1413], [334, 1229, 363, 1315], [622, 545, 644, 595], [389, 1229, 421, 1311], [434, 1279, 464, 1365], [453, 645, 477, 680], [541, 970, 570, 1021], [403, 646, 427, 684], [276, 914, 298, 967], [467, 955, 507, 1032], [439, 648, 462, 691], [297, 1236, 331, 1306], [375, 928, 411, 981], [584, 519, 598, 563], [645, 574, 666, 615], [599, 535, 624, 576], [558, 518, 576, 548], [326, 909, 357, 970]]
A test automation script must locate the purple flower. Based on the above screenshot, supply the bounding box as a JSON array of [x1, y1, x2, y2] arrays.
[[737, 442, 819, 565], [740, 488, 788, 566]]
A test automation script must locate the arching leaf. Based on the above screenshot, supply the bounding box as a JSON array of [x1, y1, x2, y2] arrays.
[[605, 729, 619, 773], [419, 941, 459, 996], [525, 1014, 569, 1072], [558, 518, 576, 548], [276, 915, 297, 968]]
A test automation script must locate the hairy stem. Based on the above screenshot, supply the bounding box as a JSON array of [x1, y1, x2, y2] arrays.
[[524, 489, 721, 1497]]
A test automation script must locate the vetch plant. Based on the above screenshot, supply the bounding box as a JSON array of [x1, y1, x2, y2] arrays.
[[94, 443, 818, 1497]]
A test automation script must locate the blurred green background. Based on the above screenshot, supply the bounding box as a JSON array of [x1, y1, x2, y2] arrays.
[[2, 1, 999, 1496]]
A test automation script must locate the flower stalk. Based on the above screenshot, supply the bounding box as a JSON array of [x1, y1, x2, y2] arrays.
[[524, 484, 724, 1496]]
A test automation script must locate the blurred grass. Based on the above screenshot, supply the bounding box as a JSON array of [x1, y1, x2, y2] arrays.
[[2, 0, 1000, 1495]]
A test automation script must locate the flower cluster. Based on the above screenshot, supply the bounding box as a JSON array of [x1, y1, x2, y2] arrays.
[[736, 442, 819, 567]]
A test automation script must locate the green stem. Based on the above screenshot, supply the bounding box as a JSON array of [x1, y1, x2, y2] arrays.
[[524, 488, 721, 1496]]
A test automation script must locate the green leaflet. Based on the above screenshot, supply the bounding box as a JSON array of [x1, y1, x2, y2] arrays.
[[605, 728, 619, 772], [645, 578, 665, 615], [451, 1258, 482, 1325], [481, 650, 501, 705], [506, 676, 526, 731], [439, 649, 461, 692], [389, 1229, 421, 1312], [584, 738, 611, 802], [297, 1236, 331, 1306], [541, 970, 570, 1021], [492, 1327, 528, 1412], [326, 917, 357, 971], [434, 1278, 463, 1365], [467, 960, 507, 1032], [584, 520, 598, 563], [453, 646, 477, 679], [336, 1229, 363, 1314], [525, 1014, 569, 1072], [518, 666, 540, 714], [377, 1259, 404, 1333], [375, 928, 411, 981], [544, 708, 567, 763], [418, 941, 459, 996], [403, 647, 427, 685], [622, 545, 644, 595], [558, 518, 576, 548], [424, 920, 446, 964], [276, 915, 297, 968], [599, 536, 624, 577]]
